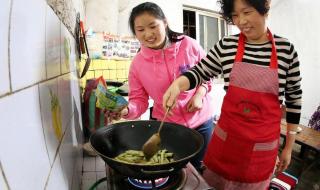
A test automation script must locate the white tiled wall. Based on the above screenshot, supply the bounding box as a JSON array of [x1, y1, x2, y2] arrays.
[[46, 6, 61, 79], [70, 126, 83, 190], [69, 35, 77, 73], [58, 74, 73, 132], [45, 154, 69, 190], [10, 0, 46, 91], [39, 78, 60, 164], [59, 118, 77, 189], [0, 86, 51, 189], [0, 0, 11, 96], [70, 72, 83, 127], [61, 24, 72, 74], [0, 1, 85, 189]]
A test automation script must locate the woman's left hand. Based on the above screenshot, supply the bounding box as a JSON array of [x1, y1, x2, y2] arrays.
[[186, 85, 207, 112], [104, 107, 128, 122], [187, 94, 203, 112], [276, 147, 292, 175]]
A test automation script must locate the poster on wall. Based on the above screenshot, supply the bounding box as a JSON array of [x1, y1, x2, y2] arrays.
[[130, 40, 140, 57], [50, 90, 63, 141], [102, 33, 140, 60], [84, 31, 140, 60]]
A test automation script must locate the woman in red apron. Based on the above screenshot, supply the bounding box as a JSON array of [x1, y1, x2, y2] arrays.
[[201, 30, 281, 189], [163, 0, 302, 189]]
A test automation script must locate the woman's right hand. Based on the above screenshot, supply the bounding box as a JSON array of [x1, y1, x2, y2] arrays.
[[162, 82, 180, 111], [163, 76, 191, 112]]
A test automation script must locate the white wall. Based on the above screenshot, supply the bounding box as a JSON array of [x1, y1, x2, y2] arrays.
[[85, 0, 119, 33], [182, 0, 220, 12], [0, 0, 10, 96], [269, 0, 320, 125], [117, 0, 183, 36], [0, 0, 85, 189], [85, 0, 183, 35], [85, 0, 222, 36]]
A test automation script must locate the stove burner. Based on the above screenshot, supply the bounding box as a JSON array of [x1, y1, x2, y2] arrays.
[[106, 163, 213, 189], [128, 177, 169, 189]]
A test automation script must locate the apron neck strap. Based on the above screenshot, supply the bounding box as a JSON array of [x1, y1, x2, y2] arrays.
[[235, 28, 278, 69]]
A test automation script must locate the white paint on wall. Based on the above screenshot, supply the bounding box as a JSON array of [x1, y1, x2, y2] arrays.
[[85, 0, 184, 36], [117, 0, 183, 36], [85, 0, 119, 33], [269, 0, 320, 125], [182, 0, 220, 12], [73, 0, 86, 19], [86, 0, 222, 36]]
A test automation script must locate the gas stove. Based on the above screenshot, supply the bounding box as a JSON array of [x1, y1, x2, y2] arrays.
[[105, 163, 214, 190]]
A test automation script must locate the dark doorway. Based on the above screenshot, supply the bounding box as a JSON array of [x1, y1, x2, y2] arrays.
[[183, 10, 196, 39]]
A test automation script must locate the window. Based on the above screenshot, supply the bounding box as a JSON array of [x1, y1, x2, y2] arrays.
[[183, 7, 228, 52], [183, 10, 196, 39]]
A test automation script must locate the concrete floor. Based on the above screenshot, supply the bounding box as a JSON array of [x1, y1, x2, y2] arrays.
[[282, 144, 320, 190], [81, 155, 107, 190]]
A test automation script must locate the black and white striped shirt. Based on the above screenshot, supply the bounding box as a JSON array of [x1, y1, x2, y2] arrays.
[[184, 34, 302, 124]]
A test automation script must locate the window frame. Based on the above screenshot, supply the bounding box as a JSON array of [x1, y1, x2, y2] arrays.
[[183, 6, 228, 52]]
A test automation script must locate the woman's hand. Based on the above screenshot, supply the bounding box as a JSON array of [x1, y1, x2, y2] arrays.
[[275, 147, 292, 175], [163, 76, 191, 112], [162, 83, 180, 113], [163, 83, 179, 110], [186, 85, 207, 112], [105, 107, 128, 122], [275, 123, 297, 175], [187, 93, 203, 112]]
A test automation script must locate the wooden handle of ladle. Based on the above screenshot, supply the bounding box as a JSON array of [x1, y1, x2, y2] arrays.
[[157, 107, 171, 134]]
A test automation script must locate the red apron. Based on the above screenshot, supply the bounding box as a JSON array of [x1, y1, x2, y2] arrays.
[[204, 29, 282, 185]]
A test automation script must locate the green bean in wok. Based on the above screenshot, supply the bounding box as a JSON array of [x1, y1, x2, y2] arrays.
[[114, 149, 174, 165]]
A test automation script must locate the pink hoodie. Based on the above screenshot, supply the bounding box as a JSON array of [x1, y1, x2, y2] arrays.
[[124, 35, 214, 129]]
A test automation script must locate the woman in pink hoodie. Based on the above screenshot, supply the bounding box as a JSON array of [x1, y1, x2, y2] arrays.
[[111, 2, 215, 173]]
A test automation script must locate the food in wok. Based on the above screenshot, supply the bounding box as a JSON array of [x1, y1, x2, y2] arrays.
[[114, 149, 174, 165]]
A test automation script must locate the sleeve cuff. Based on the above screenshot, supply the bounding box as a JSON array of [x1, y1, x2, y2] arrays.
[[183, 72, 197, 90], [286, 112, 301, 124]]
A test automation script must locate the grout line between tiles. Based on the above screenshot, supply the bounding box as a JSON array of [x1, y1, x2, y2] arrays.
[[38, 84, 52, 165], [0, 72, 70, 99], [0, 161, 11, 190], [44, 111, 74, 189], [7, 0, 13, 93], [44, 5, 48, 79]]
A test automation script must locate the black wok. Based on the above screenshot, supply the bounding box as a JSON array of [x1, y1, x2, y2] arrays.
[[90, 120, 203, 179]]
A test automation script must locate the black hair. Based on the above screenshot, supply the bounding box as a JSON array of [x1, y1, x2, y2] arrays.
[[218, 0, 270, 24], [129, 2, 184, 43]]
